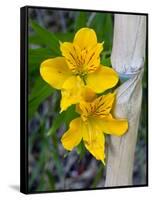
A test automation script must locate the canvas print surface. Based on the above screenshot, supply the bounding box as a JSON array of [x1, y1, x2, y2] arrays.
[[21, 6, 148, 194]]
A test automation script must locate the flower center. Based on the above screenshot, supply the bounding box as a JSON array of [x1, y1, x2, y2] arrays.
[[74, 71, 87, 85], [63, 43, 102, 77], [80, 95, 113, 121]]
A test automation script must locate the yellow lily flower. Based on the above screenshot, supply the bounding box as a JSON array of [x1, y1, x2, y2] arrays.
[[40, 27, 119, 111], [61, 90, 128, 163]]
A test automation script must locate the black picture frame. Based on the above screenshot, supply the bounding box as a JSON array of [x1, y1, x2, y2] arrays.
[[20, 5, 148, 194]]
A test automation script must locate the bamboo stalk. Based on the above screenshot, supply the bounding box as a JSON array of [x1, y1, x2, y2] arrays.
[[105, 14, 146, 186]]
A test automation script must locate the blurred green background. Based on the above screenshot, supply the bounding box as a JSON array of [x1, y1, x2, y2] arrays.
[[28, 8, 147, 192]]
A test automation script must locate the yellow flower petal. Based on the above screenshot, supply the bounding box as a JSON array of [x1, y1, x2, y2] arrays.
[[73, 28, 97, 50], [93, 93, 116, 117], [40, 57, 71, 89], [60, 29, 103, 74], [85, 43, 103, 73], [95, 115, 128, 136], [87, 65, 119, 93], [62, 75, 83, 90], [60, 76, 84, 112], [78, 92, 116, 120], [75, 87, 97, 115], [81, 87, 97, 102], [84, 133, 105, 162], [61, 118, 82, 151], [82, 119, 105, 162], [60, 42, 81, 72]]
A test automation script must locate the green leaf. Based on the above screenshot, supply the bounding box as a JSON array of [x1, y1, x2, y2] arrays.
[[47, 104, 79, 137], [47, 111, 65, 136], [30, 20, 60, 55], [63, 105, 79, 126], [101, 51, 112, 66], [28, 48, 56, 74], [89, 13, 113, 50], [91, 163, 104, 187], [75, 11, 88, 31], [28, 78, 54, 119], [77, 141, 86, 160], [101, 57, 111, 66], [55, 32, 74, 42], [50, 147, 64, 177], [102, 14, 113, 50], [46, 170, 55, 190], [29, 32, 74, 45], [88, 13, 106, 37], [29, 34, 45, 46]]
